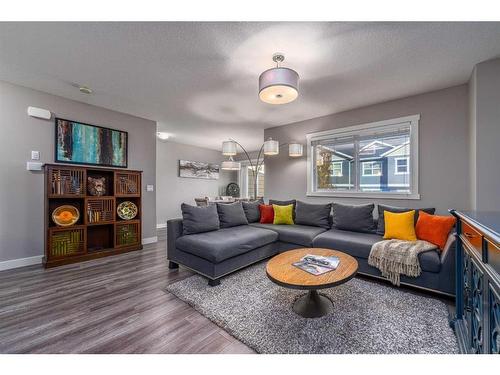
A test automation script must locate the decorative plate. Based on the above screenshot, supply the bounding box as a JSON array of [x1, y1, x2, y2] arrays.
[[226, 182, 240, 197], [117, 201, 138, 220], [52, 205, 80, 227]]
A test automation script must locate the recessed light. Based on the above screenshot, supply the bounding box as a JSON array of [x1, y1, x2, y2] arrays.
[[157, 132, 169, 140], [79, 86, 93, 94]]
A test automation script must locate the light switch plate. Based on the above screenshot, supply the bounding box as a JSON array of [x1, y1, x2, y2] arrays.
[[146, 184, 154, 192], [31, 151, 40, 160]]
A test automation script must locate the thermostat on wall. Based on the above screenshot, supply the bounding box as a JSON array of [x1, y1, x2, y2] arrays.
[[27, 161, 43, 171]]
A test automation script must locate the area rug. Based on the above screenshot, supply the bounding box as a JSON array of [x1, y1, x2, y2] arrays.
[[166, 262, 458, 354]]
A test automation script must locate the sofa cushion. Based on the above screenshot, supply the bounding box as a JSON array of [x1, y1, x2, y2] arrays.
[[269, 199, 296, 220], [216, 202, 248, 228], [250, 223, 327, 247], [295, 201, 332, 229], [312, 228, 441, 273], [376, 204, 435, 235], [176, 225, 278, 263], [332, 203, 376, 233], [313, 228, 383, 259], [242, 200, 262, 223], [181, 203, 220, 235]]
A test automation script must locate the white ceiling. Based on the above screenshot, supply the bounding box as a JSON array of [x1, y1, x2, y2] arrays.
[[1, 22, 500, 151]]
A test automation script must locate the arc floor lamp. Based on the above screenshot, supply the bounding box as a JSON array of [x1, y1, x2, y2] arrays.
[[221, 138, 303, 200]]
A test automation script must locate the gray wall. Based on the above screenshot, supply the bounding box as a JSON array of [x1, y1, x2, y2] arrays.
[[264, 85, 470, 215], [469, 58, 500, 211], [0, 81, 157, 263], [156, 140, 237, 225]]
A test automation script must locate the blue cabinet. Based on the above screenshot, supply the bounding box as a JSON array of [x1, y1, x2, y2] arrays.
[[450, 210, 500, 354]]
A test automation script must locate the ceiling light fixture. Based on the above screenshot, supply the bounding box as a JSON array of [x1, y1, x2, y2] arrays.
[[259, 53, 299, 105], [156, 132, 169, 140]]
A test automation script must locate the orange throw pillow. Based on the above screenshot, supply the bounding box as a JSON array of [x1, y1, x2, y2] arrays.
[[259, 204, 274, 224], [415, 211, 456, 250]]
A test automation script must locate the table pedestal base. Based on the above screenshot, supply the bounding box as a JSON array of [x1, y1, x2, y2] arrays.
[[292, 290, 333, 318]]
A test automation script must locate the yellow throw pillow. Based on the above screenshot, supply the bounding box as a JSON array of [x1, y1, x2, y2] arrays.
[[383, 210, 417, 241], [273, 204, 294, 225]]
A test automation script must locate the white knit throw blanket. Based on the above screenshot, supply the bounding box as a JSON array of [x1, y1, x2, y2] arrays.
[[368, 239, 437, 286]]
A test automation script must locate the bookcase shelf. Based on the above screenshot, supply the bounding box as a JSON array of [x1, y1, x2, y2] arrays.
[[44, 164, 143, 268]]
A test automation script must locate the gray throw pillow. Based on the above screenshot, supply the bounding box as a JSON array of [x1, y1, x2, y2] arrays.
[[332, 203, 375, 233], [181, 203, 220, 235], [269, 199, 297, 220], [376, 205, 436, 235], [242, 199, 263, 223], [295, 201, 332, 229], [216, 202, 249, 228]]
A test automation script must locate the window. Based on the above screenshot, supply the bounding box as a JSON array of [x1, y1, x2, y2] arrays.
[[240, 163, 264, 199], [331, 162, 343, 177], [395, 157, 409, 175], [362, 161, 382, 176], [306, 115, 419, 199]]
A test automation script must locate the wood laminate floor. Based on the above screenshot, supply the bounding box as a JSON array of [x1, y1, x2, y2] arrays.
[[0, 238, 254, 354]]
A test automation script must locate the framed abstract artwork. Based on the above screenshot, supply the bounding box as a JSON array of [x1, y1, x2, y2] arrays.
[[178, 160, 220, 180], [55, 118, 128, 168]]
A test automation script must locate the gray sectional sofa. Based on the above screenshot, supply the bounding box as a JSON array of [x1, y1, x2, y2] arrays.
[[167, 201, 456, 296]]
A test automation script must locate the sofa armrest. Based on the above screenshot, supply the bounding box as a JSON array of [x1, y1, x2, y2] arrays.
[[167, 218, 183, 259], [440, 232, 456, 265]]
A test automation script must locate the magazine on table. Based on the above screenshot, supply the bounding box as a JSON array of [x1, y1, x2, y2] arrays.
[[292, 254, 341, 276]]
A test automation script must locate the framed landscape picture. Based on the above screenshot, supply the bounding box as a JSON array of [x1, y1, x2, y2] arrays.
[[179, 160, 220, 180], [55, 118, 128, 168]]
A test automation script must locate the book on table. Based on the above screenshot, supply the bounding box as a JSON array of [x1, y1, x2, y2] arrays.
[[292, 254, 341, 276]]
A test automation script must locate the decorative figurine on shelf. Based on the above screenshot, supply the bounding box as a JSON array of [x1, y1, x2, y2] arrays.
[[87, 177, 106, 196]]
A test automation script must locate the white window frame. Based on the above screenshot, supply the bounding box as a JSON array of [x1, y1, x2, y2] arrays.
[[394, 157, 410, 175], [330, 161, 343, 177], [238, 160, 264, 199], [306, 114, 420, 199], [361, 161, 383, 177]]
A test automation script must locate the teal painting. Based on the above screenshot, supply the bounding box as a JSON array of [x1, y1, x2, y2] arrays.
[[55, 118, 128, 168]]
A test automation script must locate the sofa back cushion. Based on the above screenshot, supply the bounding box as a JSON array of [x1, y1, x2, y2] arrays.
[[242, 199, 263, 223], [216, 202, 249, 228], [181, 203, 220, 235], [269, 199, 296, 220], [332, 203, 375, 233], [376, 204, 435, 235], [295, 201, 332, 229]]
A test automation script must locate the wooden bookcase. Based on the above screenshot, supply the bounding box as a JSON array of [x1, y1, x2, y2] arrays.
[[44, 164, 143, 268]]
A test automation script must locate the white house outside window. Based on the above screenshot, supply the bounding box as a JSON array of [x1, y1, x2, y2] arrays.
[[306, 114, 420, 199]]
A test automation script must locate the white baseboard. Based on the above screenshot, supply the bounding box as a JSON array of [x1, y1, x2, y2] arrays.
[[142, 236, 158, 245], [0, 255, 43, 271], [156, 223, 166, 229]]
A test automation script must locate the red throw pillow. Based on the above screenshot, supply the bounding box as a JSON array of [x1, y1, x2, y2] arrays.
[[259, 204, 274, 224], [415, 211, 456, 250]]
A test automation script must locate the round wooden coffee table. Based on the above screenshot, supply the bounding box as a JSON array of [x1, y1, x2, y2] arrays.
[[266, 248, 358, 318]]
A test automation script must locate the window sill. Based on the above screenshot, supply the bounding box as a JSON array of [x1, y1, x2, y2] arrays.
[[306, 191, 421, 200]]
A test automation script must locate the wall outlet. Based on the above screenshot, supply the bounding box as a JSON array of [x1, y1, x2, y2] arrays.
[[146, 184, 154, 192], [31, 151, 40, 160]]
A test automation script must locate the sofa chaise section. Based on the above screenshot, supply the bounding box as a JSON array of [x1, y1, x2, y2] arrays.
[[167, 218, 279, 286]]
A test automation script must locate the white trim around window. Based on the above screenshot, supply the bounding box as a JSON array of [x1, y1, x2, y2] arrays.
[[330, 161, 343, 177], [361, 161, 383, 177], [306, 114, 420, 199], [394, 157, 410, 175]]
